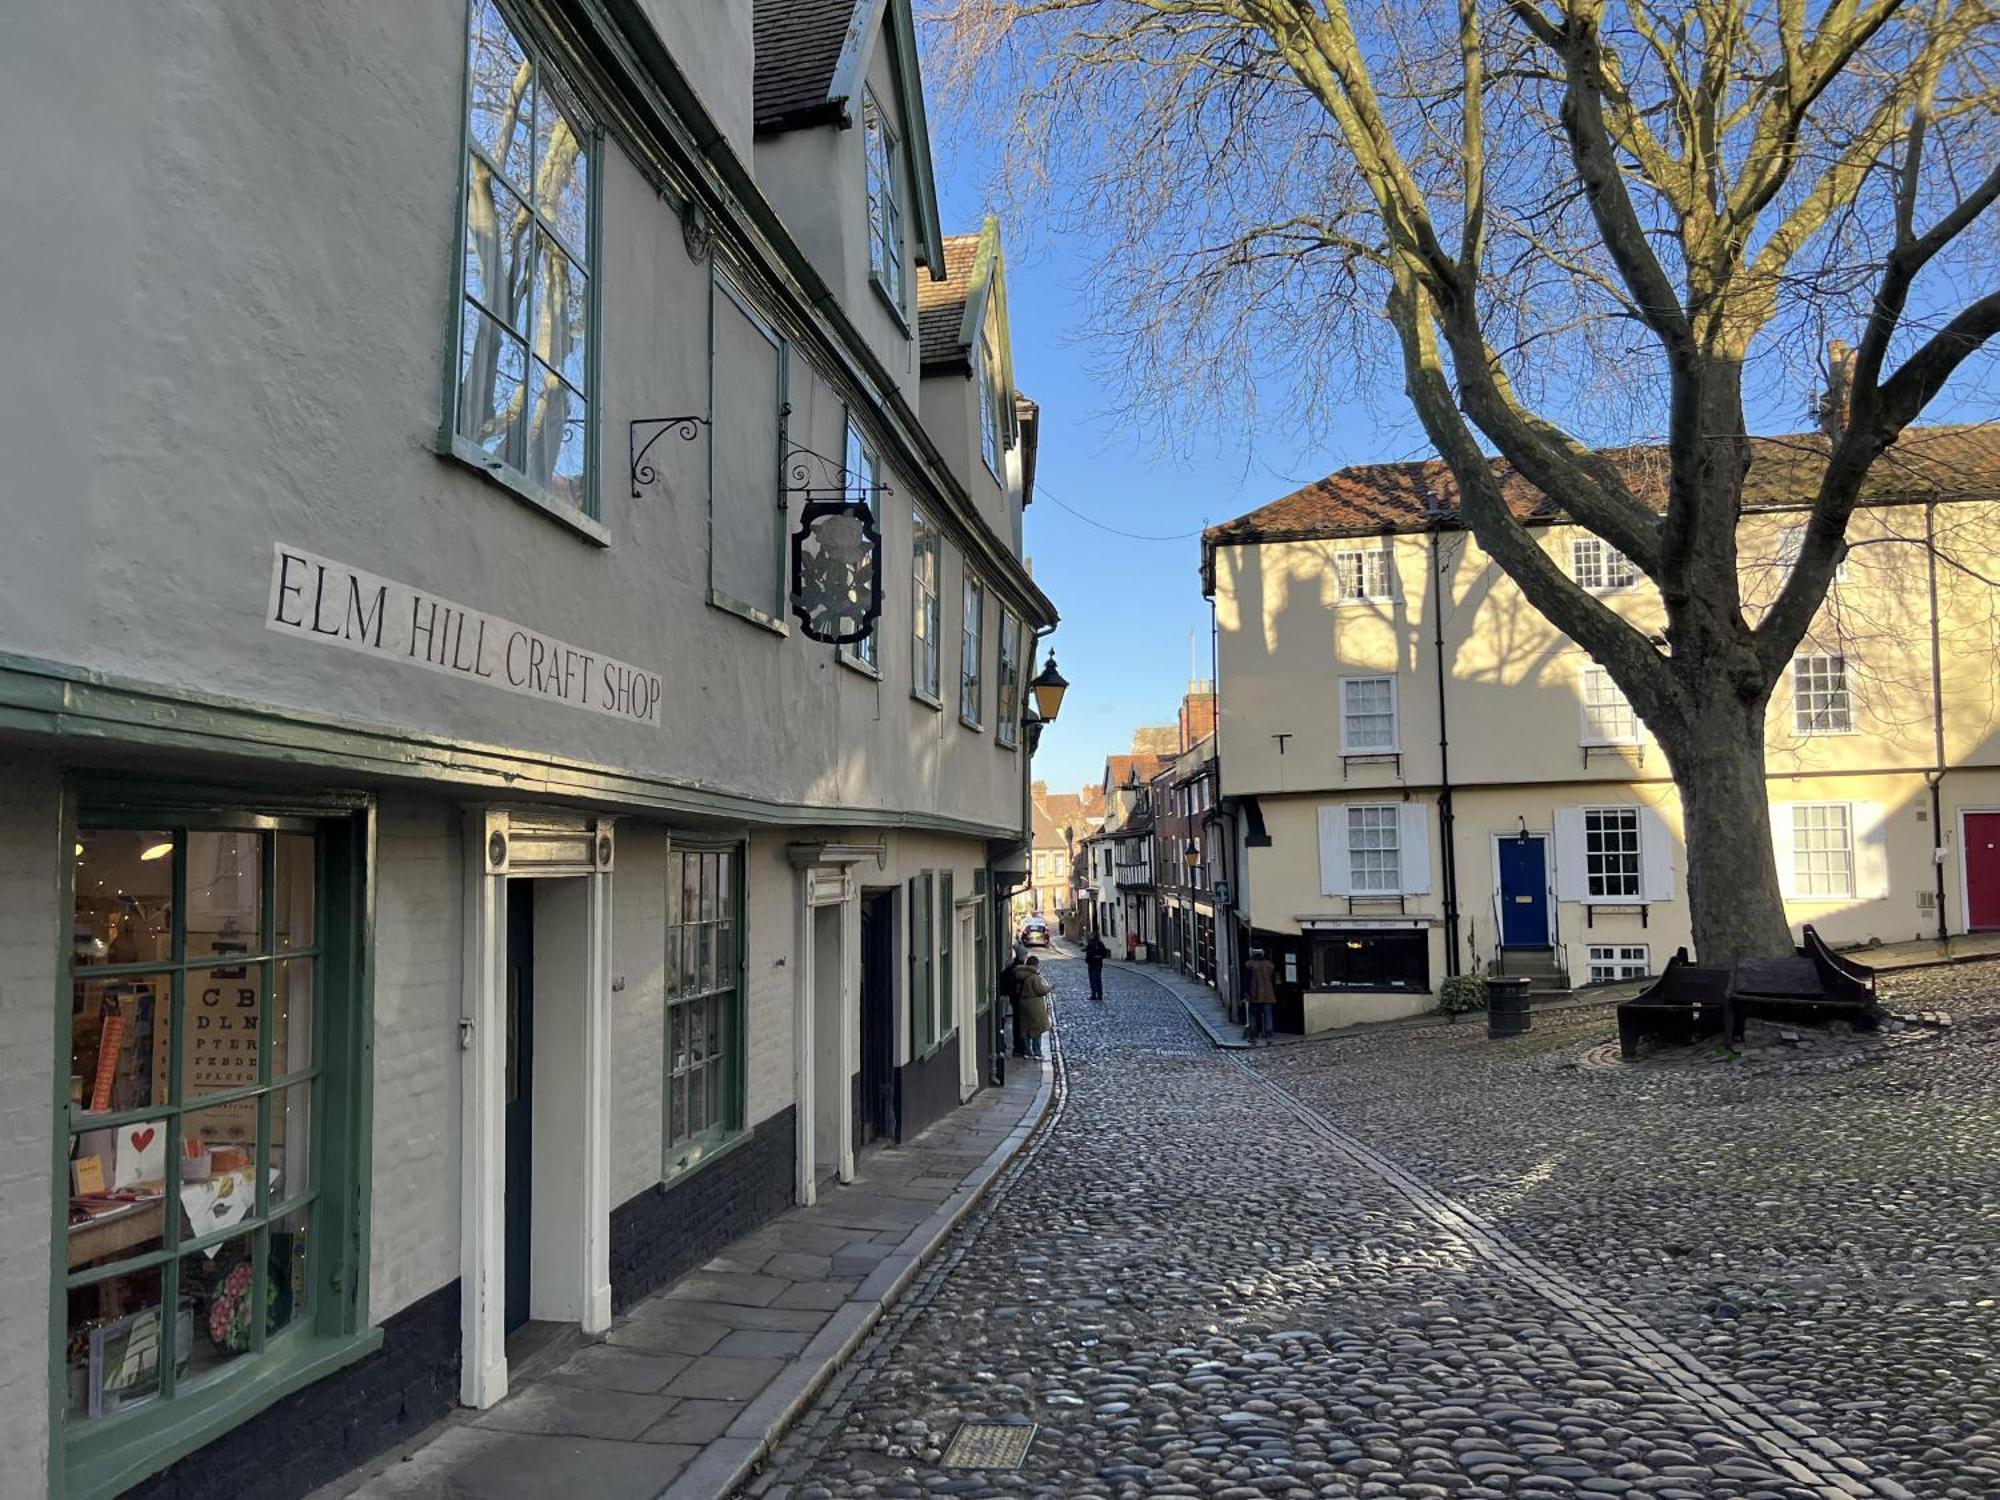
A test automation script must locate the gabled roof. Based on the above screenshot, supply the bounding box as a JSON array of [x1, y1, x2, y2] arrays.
[[917, 233, 986, 368], [1103, 753, 1170, 791], [1203, 423, 2000, 550], [751, 0, 946, 276]]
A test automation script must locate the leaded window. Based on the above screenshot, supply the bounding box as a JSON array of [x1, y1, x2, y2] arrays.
[[1333, 548, 1393, 601], [1580, 663, 1639, 744], [978, 337, 1003, 476], [995, 609, 1021, 747], [1588, 944, 1650, 983], [960, 574, 984, 725], [1793, 805, 1855, 898], [456, 1, 595, 512], [863, 91, 905, 309], [1341, 676, 1397, 752], [666, 847, 740, 1168], [1347, 805, 1401, 893], [1571, 536, 1635, 591], [1793, 654, 1852, 734], [912, 511, 940, 701], [63, 812, 359, 1461], [1584, 808, 1642, 899]]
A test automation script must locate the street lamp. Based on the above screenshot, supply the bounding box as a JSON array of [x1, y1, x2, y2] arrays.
[[1029, 651, 1070, 724]]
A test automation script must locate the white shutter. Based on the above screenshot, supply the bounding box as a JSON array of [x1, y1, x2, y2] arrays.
[[1318, 805, 1351, 897], [1771, 804, 1798, 900], [1639, 807, 1676, 902], [1400, 803, 1431, 895], [1854, 801, 1890, 900], [1553, 808, 1587, 901]]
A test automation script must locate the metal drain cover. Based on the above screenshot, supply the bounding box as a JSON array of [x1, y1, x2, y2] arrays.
[[942, 1422, 1037, 1468]]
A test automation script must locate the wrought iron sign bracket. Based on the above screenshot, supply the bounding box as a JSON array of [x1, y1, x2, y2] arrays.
[[629, 416, 709, 499], [783, 440, 894, 505]]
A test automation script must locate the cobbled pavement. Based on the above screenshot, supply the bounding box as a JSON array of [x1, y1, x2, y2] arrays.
[[752, 957, 2000, 1500]]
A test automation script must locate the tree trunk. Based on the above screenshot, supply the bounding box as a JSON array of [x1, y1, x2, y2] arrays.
[[1658, 690, 1796, 968]]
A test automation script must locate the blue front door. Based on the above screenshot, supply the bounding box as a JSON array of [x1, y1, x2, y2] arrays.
[[1498, 836, 1550, 945]]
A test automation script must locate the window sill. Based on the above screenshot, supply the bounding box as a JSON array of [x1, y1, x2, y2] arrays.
[[838, 650, 882, 680], [1334, 595, 1400, 607], [912, 687, 943, 711], [869, 274, 910, 334], [995, 734, 1019, 753], [708, 589, 790, 637], [1794, 726, 1858, 738], [441, 436, 610, 547], [1580, 739, 1644, 750], [65, 1326, 383, 1500], [959, 713, 984, 733], [662, 1124, 750, 1186]]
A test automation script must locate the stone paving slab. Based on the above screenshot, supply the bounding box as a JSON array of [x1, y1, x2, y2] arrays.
[[316, 1059, 1054, 1500]]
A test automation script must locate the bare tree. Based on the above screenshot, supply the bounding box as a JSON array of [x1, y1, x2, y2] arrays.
[[928, 0, 2000, 964]]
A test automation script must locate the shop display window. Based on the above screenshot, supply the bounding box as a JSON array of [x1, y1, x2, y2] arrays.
[[664, 845, 743, 1175], [60, 804, 363, 1493]]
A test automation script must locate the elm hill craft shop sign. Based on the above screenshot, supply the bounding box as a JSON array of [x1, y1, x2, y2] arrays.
[[266, 545, 663, 726]]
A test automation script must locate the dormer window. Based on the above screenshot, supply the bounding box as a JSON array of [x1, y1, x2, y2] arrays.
[[977, 334, 1003, 477], [863, 90, 905, 312]]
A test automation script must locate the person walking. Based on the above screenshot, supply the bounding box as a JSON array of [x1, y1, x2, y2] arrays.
[[1016, 955, 1054, 1059], [1001, 951, 1029, 1057], [1242, 947, 1278, 1045], [1084, 931, 1109, 1001]]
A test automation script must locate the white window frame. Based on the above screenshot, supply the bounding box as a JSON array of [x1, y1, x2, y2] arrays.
[[862, 89, 905, 314], [1775, 523, 1849, 584], [839, 417, 882, 672], [1339, 675, 1399, 754], [911, 509, 940, 704], [1583, 806, 1643, 900], [1347, 804, 1402, 894], [1587, 944, 1650, 984], [1579, 662, 1640, 746], [1570, 536, 1636, 592], [995, 610, 1021, 748], [1791, 803, 1856, 899], [959, 572, 985, 728], [1793, 653, 1853, 735], [1332, 547, 1395, 604]]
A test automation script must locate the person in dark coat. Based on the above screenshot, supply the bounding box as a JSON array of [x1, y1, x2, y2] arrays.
[[1084, 932, 1110, 1001], [1001, 954, 1028, 1056], [1243, 948, 1279, 1045]]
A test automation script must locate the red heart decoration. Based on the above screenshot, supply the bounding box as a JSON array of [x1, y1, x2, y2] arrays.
[[130, 1127, 156, 1152]]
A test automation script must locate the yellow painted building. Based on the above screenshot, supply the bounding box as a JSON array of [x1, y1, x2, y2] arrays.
[[1203, 425, 2000, 1032]]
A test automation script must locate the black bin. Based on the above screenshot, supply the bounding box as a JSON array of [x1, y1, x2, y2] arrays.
[[1486, 976, 1532, 1039]]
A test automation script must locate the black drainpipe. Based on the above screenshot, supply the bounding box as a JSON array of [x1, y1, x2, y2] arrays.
[[1924, 500, 1950, 944], [1430, 523, 1462, 976]]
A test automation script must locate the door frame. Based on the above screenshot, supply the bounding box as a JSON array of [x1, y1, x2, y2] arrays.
[[1957, 807, 2000, 933], [459, 808, 616, 1410], [954, 896, 981, 1101], [787, 841, 879, 1207], [1491, 831, 1553, 947]]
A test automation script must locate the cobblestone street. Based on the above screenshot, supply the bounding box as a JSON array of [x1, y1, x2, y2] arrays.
[[754, 955, 2000, 1500]]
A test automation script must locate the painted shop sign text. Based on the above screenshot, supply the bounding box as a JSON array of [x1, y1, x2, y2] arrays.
[[266, 545, 662, 726]]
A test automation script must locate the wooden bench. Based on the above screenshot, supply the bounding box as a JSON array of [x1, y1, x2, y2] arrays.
[[1727, 924, 1880, 1037], [1616, 949, 1733, 1059]]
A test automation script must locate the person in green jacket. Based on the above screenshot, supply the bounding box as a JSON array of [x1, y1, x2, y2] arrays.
[[1015, 955, 1053, 1059]]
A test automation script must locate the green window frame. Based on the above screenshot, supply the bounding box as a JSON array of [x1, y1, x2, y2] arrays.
[[908, 871, 935, 1057], [665, 844, 744, 1177], [911, 511, 941, 704], [54, 787, 373, 1500], [973, 870, 991, 1015], [995, 611, 1021, 748], [446, 0, 604, 539], [939, 870, 955, 1044], [840, 415, 882, 672], [863, 89, 906, 314]]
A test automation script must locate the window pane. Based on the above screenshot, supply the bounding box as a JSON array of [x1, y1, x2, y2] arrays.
[[533, 91, 590, 255], [72, 974, 171, 1117], [182, 965, 265, 1107], [65, 1264, 170, 1421], [273, 960, 313, 1078], [274, 835, 315, 953], [688, 1058, 706, 1138], [269, 1204, 313, 1335], [670, 1004, 688, 1074], [457, 307, 527, 468], [271, 1082, 313, 1209], [527, 363, 585, 506], [183, 1098, 261, 1176], [468, 2, 534, 185], [74, 831, 175, 966], [532, 235, 588, 390], [464, 167, 533, 334], [187, 832, 262, 958], [179, 1231, 260, 1387], [68, 1128, 167, 1264]]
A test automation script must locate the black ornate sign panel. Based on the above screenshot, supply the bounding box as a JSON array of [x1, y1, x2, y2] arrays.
[[790, 500, 882, 644]]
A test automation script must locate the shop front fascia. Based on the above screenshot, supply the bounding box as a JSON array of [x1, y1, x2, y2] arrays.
[[457, 807, 617, 1410]]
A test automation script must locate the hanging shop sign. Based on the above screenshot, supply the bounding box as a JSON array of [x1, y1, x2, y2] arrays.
[[790, 501, 882, 644], [784, 443, 885, 645], [265, 544, 663, 726]]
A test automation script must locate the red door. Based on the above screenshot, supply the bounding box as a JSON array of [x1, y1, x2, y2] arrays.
[[1967, 813, 2000, 930]]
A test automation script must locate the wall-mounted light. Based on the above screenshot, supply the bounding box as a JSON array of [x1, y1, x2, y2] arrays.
[[1029, 652, 1069, 724], [1514, 817, 1531, 846]]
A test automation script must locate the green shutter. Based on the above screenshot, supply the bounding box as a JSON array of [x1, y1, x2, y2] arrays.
[[940, 871, 954, 1041]]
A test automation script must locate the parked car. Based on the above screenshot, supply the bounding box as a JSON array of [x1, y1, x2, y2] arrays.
[[1019, 917, 1051, 947]]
